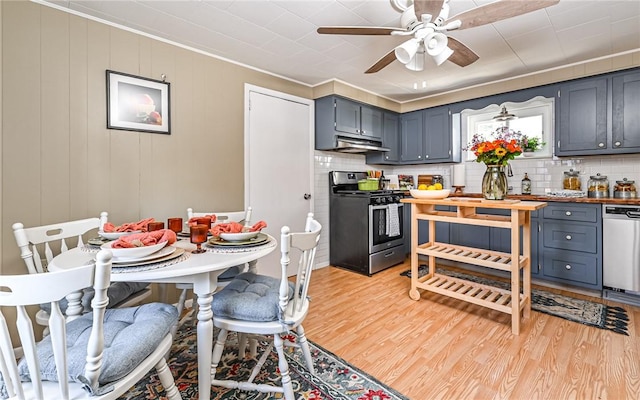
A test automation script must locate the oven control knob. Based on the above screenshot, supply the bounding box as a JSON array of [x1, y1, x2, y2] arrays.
[[374, 197, 382, 204], [387, 196, 394, 203]]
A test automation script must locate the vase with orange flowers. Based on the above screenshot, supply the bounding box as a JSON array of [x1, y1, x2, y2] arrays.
[[466, 127, 523, 200]]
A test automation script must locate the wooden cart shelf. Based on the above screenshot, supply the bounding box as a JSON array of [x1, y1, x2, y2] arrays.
[[402, 197, 547, 335], [416, 273, 526, 315], [417, 241, 527, 272]]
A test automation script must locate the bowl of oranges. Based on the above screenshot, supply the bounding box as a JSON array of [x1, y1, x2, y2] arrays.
[[410, 182, 450, 199]]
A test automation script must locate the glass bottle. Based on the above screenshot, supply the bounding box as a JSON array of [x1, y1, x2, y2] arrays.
[[521, 173, 531, 195]]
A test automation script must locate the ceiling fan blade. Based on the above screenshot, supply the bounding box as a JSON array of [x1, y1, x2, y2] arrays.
[[365, 50, 397, 74], [317, 26, 403, 35], [447, 37, 479, 67], [447, 0, 560, 30], [413, 0, 445, 21]]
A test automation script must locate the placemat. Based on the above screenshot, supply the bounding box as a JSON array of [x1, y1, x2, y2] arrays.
[[204, 238, 277, 253]]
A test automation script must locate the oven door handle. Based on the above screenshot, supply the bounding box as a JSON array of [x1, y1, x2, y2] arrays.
[[370, 204, 403, 211]]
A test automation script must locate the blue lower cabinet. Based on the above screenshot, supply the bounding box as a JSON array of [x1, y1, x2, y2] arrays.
[[541, 249, 599, 288]]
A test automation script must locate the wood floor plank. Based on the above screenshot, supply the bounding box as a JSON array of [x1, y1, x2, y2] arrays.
[[303, 260, 640, 399]]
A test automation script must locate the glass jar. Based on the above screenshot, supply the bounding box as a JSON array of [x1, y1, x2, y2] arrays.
[[563, 169, 581, 190], [587, 173, 609, 198], [432, 175, 443, 187], [614, 178, 637, 199]]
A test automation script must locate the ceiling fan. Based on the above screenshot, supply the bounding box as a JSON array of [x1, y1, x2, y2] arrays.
[[317, 0, 560, 74]]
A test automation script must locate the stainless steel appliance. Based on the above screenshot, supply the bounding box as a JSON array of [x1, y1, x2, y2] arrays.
[[602, 204, 640, 306], [329, 171, 405, 275]]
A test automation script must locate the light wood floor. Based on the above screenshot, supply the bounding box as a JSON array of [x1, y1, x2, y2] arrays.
[[303, 259, 640, 400]]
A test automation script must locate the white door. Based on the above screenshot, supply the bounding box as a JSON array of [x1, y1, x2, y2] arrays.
[[245, 85, 314, 277]]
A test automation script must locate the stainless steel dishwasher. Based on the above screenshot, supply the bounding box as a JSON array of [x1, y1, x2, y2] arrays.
[[602, 204, 640, 306]]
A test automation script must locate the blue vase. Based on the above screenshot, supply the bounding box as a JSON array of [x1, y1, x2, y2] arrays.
[[482, 165, 508, 200]]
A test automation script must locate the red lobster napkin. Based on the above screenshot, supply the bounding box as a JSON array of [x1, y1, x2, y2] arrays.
[[210, 221, 267, 237], [103, 217, 156, 233], [111, 229, 177, 248]]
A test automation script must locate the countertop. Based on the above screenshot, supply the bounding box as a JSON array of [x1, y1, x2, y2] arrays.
[[448, 192, 640, 205]]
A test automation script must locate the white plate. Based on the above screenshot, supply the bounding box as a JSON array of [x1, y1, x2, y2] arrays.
[[112, 247, 186, 268], [409, 189, 451, 199], [111, 245, 176, 263], [98, 230, 141, 240], [101, 240, 167, 259], [219, 231, 259, 241]]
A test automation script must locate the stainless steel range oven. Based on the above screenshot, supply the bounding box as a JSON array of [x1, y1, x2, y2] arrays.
[[329, 171, 406, 275]]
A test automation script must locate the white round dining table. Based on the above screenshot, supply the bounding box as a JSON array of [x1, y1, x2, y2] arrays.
[[48, 237, 277, 400]]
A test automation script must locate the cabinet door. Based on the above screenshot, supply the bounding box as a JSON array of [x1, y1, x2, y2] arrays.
[[382, 112, 400, 162], [612, 71, 640, 151], [334, 97, 360, 135], [400, 110, 424, 162], [557, 78, 608, 154], [360, 106, 383, 139], [423, 106, 452, 162]]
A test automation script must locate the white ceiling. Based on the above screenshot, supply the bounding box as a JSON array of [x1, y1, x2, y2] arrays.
[[38, 0, 640, 103]]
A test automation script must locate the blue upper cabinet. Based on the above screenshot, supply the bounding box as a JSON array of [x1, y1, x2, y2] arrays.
[[398, 106, 459, 164], [556, 77, 608, 154], [400, 110, 424, 163], [334, 97, 382, 139], [612, 70, 640, 152], [424, 106, 455, 162], [556, 68, 640, 156]]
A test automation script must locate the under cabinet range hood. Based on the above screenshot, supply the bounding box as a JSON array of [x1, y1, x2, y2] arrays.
[[332, 137, 390, 153]]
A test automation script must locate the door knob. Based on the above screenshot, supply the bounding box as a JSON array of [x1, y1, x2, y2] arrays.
[[304, 193, 311, 200]]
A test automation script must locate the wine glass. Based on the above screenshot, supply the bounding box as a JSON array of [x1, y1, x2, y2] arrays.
[[190, 224, 208, 254], [168, 217, 183, 234]]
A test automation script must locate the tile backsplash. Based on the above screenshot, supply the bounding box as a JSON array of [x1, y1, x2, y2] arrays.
[[313, 151, 640, 269]]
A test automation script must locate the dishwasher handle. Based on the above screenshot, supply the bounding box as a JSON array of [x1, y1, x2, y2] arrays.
[[626, 211, 640, 218]]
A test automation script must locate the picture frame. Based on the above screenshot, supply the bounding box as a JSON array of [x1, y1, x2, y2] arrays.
[[106, 70, 171, 134]]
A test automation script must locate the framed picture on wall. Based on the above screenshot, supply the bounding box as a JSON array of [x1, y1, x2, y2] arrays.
[[106, 70, 171, 134]]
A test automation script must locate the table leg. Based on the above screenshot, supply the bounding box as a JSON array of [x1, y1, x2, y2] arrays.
[[196, 290, 214, 400]]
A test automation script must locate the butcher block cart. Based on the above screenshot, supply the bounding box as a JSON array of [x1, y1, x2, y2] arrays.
[[401, 196, 547, 335]]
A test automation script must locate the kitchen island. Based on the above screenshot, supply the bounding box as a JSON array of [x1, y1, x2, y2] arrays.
[[402, 196, 547, 334]]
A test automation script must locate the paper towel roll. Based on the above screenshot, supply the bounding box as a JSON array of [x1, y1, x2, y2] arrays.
[[453, 164, 466, 187]]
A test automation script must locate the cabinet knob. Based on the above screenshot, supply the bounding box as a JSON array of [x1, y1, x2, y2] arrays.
[[614, 141, 621, 147], [565, 235, 572, 240], [565, 264, 572, 270], [418, 155, 422, 159], [425, 155, 429, 159], [361, 130, 366, 134], [598, 142, 605, 148], [565, 211, 572, 216]]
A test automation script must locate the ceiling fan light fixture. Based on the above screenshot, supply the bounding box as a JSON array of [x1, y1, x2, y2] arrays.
[[425, 32, 448, 56], [493, 105, 518, 121], [395, 38, 420, 64], [433, 46, 453, 66], [405, 49, 425, 71]]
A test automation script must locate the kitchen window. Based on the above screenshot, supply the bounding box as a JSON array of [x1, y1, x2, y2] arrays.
[[461, 96, 555, 160]]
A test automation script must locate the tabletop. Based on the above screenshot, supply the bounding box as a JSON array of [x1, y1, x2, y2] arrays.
[[48, 236, 278, 284]]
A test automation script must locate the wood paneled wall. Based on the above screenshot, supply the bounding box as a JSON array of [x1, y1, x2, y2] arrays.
[[0, 0, 312, 275]]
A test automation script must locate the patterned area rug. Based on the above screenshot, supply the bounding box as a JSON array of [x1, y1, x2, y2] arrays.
[[119, 321, 409, 399], [401, 265, 629, 336]]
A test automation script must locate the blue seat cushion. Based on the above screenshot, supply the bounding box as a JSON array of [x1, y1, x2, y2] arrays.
[[40, 282, 150, 314], [212, 272, 294, 322], [16, 302, 177, 387], [218, 264, 244, 282]]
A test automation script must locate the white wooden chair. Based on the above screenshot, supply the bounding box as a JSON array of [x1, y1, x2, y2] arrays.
[[0, 249, 182, 400], [210, 213, 321, 400], [12, 213, 151, 327], [176, 207, 256, 325]]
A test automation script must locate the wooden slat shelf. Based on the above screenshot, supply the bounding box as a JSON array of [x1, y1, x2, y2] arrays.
[[416, 273, 527, 315], [417, 241, 526, 273], [402, 197, 548, 335]]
